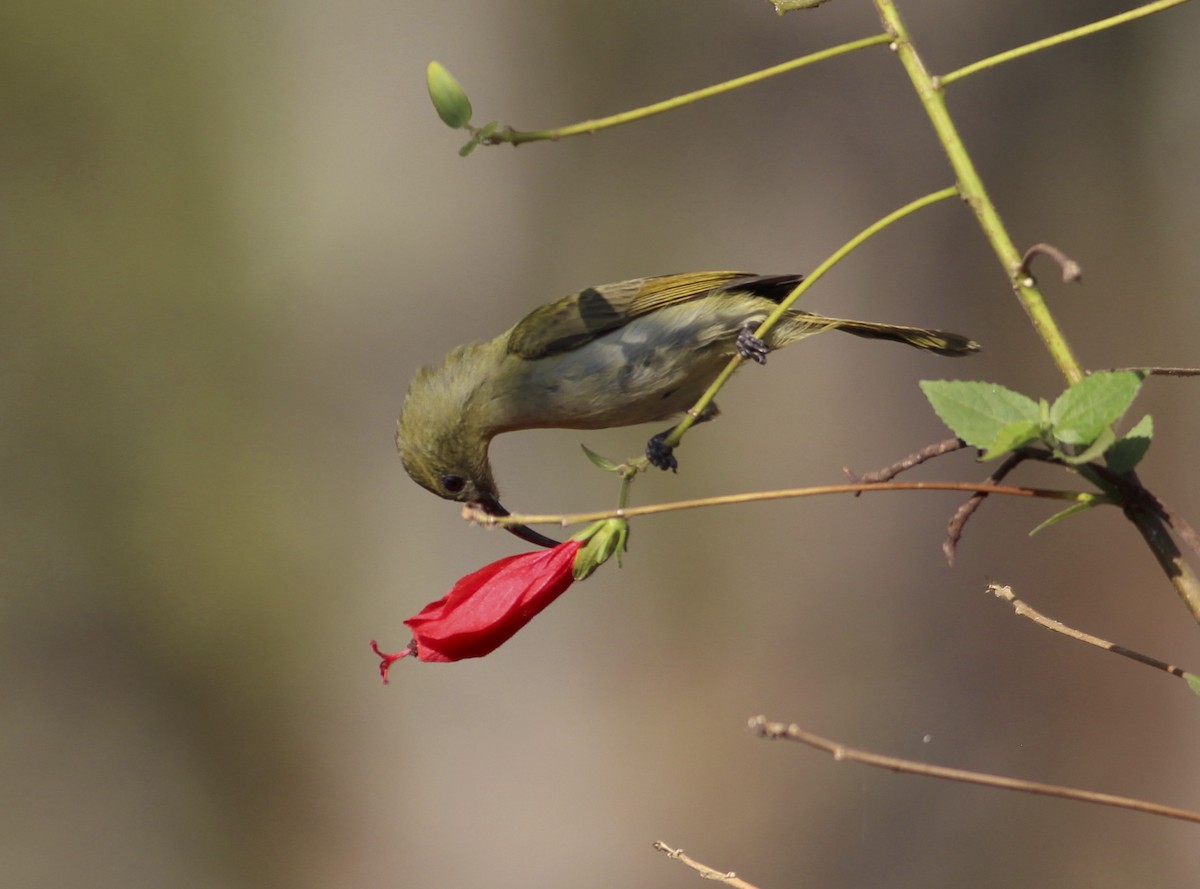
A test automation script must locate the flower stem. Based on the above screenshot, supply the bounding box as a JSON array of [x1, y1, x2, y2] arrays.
[[939, 0, 1193, 87], [469, 481, 1095, 529], [875, 0, 1084, 384], [489, 34, 892, 145], [661, 185, 960, 451], [874, 0, 1200, 625]]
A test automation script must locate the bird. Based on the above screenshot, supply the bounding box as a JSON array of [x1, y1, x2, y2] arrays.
[[396, 270, 979, 547]]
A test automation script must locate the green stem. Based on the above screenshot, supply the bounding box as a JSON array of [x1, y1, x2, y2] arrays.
[[874, 0, 1084, 384], [489, 33, 892, 145], [874, 0, 1200, 625], [940, 0, 1193, 87], [663, 185, 960, 450]]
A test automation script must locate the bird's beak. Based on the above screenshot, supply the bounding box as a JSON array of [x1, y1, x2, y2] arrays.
[[474, 495, 562, 549]]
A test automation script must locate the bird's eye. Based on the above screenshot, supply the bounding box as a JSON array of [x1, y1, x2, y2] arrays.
[[440, 474, 466, 494]]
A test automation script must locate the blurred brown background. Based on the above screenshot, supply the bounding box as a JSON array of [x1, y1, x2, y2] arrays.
[[3, 1, 1199, 887]]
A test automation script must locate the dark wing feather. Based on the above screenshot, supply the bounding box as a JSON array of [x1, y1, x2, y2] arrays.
[[507, 271, 776, 358]]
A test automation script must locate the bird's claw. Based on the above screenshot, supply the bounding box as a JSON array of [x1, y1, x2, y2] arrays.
[[736, 323, 769, 365], [646, 433, 678, 472]]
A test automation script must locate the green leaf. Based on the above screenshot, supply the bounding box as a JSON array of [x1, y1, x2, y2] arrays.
[[1049, 371, 1143, 446], [1186, 673, 1200, 697], [979, 419, 1043, 460], [426, 61, 473, 129], [1028, 494, 1101, 536], [1056, 426, 1116, 465], [1106, 414, 1153, 475], [920, 380, 1040, 449], [580, 444, 620, 473]]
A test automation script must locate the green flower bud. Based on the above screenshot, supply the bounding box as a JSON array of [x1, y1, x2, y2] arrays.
[[426, 61, 473, 129], [571, 518, 629, 580]]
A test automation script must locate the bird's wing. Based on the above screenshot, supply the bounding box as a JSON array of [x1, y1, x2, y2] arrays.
[[506, 271, 777, 358]]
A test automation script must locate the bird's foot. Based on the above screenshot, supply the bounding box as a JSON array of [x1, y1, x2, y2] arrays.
[[646, 431, 678, 472], [736, 322, 769, 365]]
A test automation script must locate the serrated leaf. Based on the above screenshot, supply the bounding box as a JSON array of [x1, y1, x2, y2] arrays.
[[580, 444, 620, 473], [979, 419, 1043, 460], [1057, 426, 1116, 465], [1049, 371, 1143, 446], [1186, 673, 1200, 697], [1106, 414, 1153, 475], [920, 380, 1040, 449], [1028, 495, 1101, 536]]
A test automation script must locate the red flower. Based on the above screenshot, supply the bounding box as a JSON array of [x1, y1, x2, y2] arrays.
[[372, 538, 583, 678]]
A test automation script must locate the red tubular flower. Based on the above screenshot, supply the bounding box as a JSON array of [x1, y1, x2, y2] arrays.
[[372, 538, 583, 678]]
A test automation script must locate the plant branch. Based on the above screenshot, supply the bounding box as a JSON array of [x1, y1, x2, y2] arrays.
[[875, 0, 1200, 626], [1124, 506, 1200, 623], [939, 0, 1194, 87], [1019, 242, 1083, 284], [874, 0, 1084, 383], [943, 451, 1026, 565], [487, 34, 892, 145], [1076, 464, 1200, 621], [652, 843, 762, 889], [466, 480, 1094, 530], [661, 186, 961, 452], [844, 437, 968, 484], [1107, 366, 1200, 377], [749, 716, 1200, 825], [988, 584, 1200, 693]]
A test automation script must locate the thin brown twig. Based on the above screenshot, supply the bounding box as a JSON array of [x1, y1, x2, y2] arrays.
[[943, 451, 1025, 565], [466, 480, 1089, 529], [987, 584, 1200, 689], [1018, 242, 1083, 284], [652, 843, 763, 889], [749, 716, 1200, 825], [843, 437, 968, 484], [1106, 366, 1200, 378]]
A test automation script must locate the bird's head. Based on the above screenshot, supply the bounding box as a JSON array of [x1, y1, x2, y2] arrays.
[[396, 348, 559, 548]]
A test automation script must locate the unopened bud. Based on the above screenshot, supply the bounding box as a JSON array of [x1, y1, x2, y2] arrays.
[[426, 61, 473, 129], [571, 518, 629, 580]]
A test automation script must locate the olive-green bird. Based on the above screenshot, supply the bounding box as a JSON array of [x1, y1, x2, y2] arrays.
[[397, 271, 979, 547]]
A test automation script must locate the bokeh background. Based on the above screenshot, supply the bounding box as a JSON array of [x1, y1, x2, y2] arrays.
[[4, 1, 1199, 887]]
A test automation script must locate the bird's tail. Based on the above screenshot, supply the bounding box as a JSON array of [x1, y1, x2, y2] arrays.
[[776, 311, 980, 357]]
